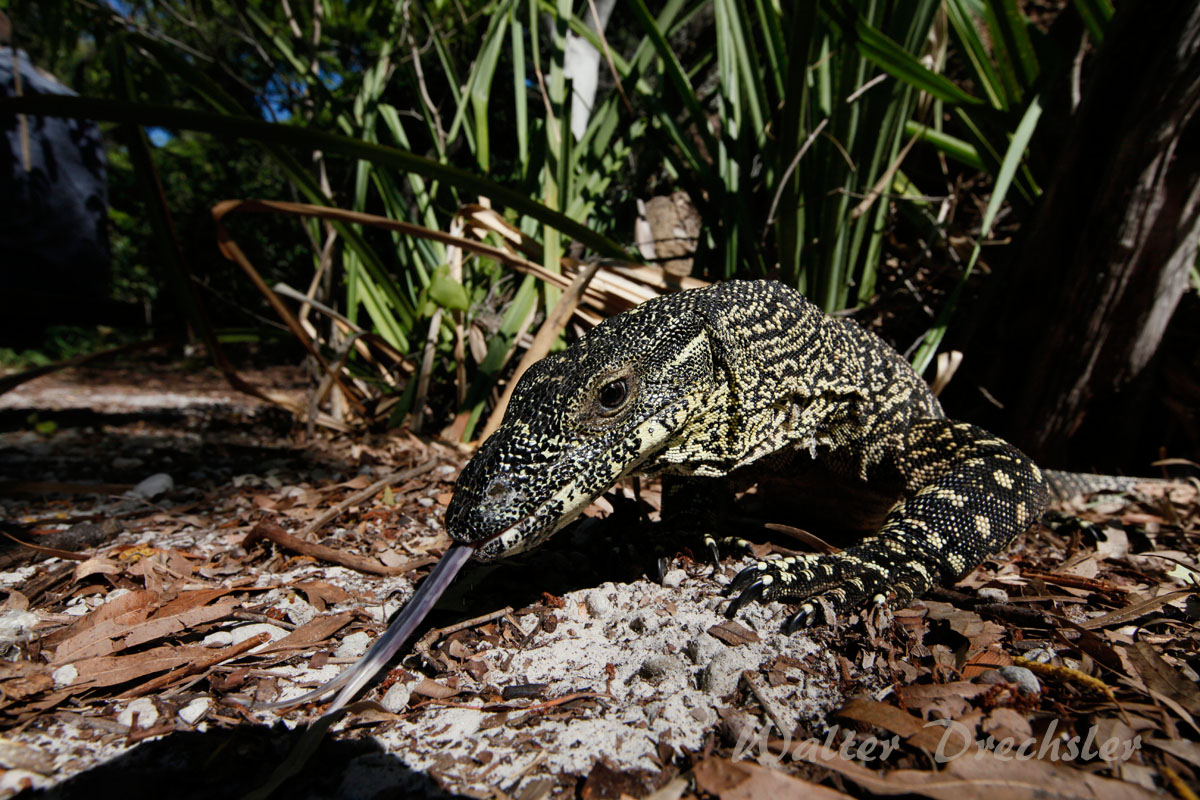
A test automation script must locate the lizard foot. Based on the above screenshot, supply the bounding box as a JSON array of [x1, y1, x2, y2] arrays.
[[702, 533, 754, 565], [723, 552, 907, 631], [1041, 510, 1108, 543]]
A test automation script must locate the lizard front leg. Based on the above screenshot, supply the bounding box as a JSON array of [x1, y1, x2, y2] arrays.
[[726, 419, 1050, 629]]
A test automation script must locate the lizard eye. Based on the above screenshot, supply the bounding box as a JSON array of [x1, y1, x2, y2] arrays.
[[597, 378, 630, 412]]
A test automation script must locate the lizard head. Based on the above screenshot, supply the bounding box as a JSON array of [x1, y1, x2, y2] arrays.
[[445, 294, 719, 560]]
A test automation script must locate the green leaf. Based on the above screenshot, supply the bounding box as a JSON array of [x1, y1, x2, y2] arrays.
[[838, 7, 983, 107], [1072, 0, 1114, 45], [0, 94, 634, 261], [904, 121, 984, 171], [428, 265, 470, 311], [913, 94, 1044, 373]]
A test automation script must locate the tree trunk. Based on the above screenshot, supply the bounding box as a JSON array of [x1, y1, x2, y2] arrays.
[[961, 2, 1200, 469]]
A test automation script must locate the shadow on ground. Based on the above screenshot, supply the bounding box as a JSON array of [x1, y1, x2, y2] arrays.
[[18, 723, 470, 800]]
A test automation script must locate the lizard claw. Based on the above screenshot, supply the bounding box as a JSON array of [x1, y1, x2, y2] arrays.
[[784, 603, 818, 633], [725, 579, 766, 619], [703, 533, 721, 565], [726, 562, 766, 594]]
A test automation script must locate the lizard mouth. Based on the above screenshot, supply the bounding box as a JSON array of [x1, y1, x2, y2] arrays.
[[469, 482, 603, 560]]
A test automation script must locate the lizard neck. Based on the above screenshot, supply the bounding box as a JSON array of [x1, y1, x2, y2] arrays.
[[650, 282, 867, 477]]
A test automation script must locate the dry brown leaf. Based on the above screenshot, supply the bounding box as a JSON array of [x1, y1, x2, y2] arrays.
[[71, 645, 211, 688], [0, 671, 54, 703], [256, 611, 355, 655], [692, 757, 852, 800], [981, 708, 1032, 746], [707, 620, 761, 646], [1126, 640, 1200, 715], [412, 678, 458, 699], [71, 557, 123, 583], [121, 596, 240, 649], [1080, 589, 1194, 630], [962, 649, 1012, 678], [786, 742, 1159, 800], [41, 589, 156, 651], [837, 698, 971, 754], [51, 596, 239, 665], [1145, 738, 1200, 769], [293, 581, 354, 612], [51, 610, 153, 664], [898, 682, 990, 720], [151, 587, 243, 619]]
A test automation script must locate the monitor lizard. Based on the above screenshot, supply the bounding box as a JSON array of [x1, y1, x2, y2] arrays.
[[266, 279, 1148, 712]]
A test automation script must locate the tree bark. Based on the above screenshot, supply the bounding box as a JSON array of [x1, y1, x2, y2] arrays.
[[962, 2, 1200, 468]]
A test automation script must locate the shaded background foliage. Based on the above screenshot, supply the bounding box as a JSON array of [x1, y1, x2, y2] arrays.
[[1, 0, 1197, 469]]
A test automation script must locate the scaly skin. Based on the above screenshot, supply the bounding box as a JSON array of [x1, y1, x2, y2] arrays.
[[445, 280, 1050, 627]]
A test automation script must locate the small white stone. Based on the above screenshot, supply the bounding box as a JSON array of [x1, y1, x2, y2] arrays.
[[701, 648, 744, 696], [998, 665, 1041, 695], [52, 664, 78, 687], [685, 633, 723, 666], [63, 604, 90, 617], [202, 631, 233, 648], [417, 497, 435, 508], [977, 587, 1009, 603], [0, 610, 40, 653], [279, 595, 317, 627], [178, 698, 210, 726], [230, 623, 289, 649], [335, 631, 372, 659], [127, 472, 174, 500], [380, 682, 411, 713], [585, 591, 613, 619], [662, 569, 687, 589], [639, 655, 683, 682], [104, 588, 132, 604], [118, 697, 159, 729]]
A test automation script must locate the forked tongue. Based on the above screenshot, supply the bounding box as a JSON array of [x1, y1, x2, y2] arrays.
[[256, 542, 476, 714]]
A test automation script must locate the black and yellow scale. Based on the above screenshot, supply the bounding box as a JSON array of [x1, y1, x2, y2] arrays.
[[267, 279, 1137, 713]]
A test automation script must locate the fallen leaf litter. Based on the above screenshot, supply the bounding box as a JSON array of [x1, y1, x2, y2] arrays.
[[0, 366, 1196, 798]]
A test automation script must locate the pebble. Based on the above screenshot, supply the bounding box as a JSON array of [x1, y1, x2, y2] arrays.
[[177, 698, 210, 726], [639, 655, 683, 682], [127, 472, 174, 500], [202, 631, 233, 648], [417, 497, 435, 508], [51, 665, 78, 688], [701, 648, 744, 696], [0, 610, 40, 655], [998, 665, 1041, 695], [230, 623, 288, 648], [279, 595, 317, 627], [381, 682, 412, 713], [335, 632, 372, 659], [685, 633, 723, 666], [585, 591, 613, 619], [118, 698, 159, 729], [977, 587, 1009, 603], [661, 569, 687, 589]]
